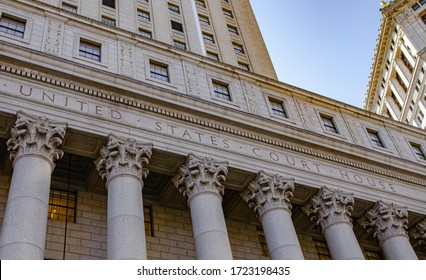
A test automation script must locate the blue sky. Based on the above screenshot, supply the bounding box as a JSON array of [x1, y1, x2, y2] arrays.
[[250, 0, 383, 108]]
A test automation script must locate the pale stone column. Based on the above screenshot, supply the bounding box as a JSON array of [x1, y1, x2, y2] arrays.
[[0, 112, 67, 259], [412, 218, 426, 248], [363, 201, 418, 260], [96, 134, 152, 260], [173, 153, 232, 260], [303, 187, 364, 260], [242, 171, 304, 260]]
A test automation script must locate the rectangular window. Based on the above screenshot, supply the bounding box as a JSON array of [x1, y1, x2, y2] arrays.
[[171, 20, 184, 32], [174, 40, 186, 50], [207, 52, 219, 61], [256, 226, 269, 257], [213, 81, 231, 101], [203, 33, 215, 44], [195, 0, 206, 8], [0, 14, 25, 38], [62, 2, 78, 13], [150, 61, 169, 82], [199, 15, 210, 25], [102, 0, 115, 9], [223, 9, 233, 18], [238, 62, 249, 71], [270, 99, 288, 118], [144, 206, 153, 237], [410, 143, 426, 160], [137, 10, 150, 21], [168, 3, 180, 14], [367, 129, 385, 148], [79, 40, 101, 62], [364, 250, 381, 260], [139, 28, 152, 38], [320, 114, 338, 134], [101, 16, 116, 26], [233, 43, 244, 54], [48, 188, 76, 223], [228, 25, 238, 35]]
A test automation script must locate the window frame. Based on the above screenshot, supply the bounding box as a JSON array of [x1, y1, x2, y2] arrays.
[[79, 39, 102, 62], [137, 9, 151, 21], [233, 43, 244, 54], [410, 142, 426, 160], [102, 0, 116, 9], [149, 61, 169, 83], [171, 20, 184, 32], [138, 28, 152, 39], [48, 188, 77, 223], [320, 114, 339, 134], [203, 32, 215, 44], [73, 34, 107, 67], [212, 80, 232, 101], [366, 128, 386, 148], [101, 16, 116, 27], [0, 13, 26, 39], [173, 40, 186, 50], [269, 98, 288, 119], [62, 1, 78, 13], [168, 3, 180, 14]]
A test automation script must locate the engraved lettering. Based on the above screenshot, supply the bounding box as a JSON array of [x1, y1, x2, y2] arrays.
[[285, 156, 296, 166], [194, 131, 204, 142], [379, 181, 387, 190], [270, 152, 279, 161], [167, 125, 177, 135], [340, 170, 350, 180], [42, 92, 55, 103], [20, 85, 32, 96], [301, 160, 311, 170], [76, 100, 88, 111], [111, 110, 122, 120], [389, 184, 397, 193], [367, 178, 376, 187], [223, 139, 230, 149], [155, 121, 163, 131], [210, 136, 218, 146], [95, 105, 103, 116], [182, 130, 192, 139], [354, 174, 363, 183], [313, 163, 321, 173], [64, 97, 69, 107], [253, 148, 262, 157]]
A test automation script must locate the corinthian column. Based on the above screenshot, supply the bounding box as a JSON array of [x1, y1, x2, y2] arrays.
[[0, 112, 67, 259], [303, 187, 364, 260], [173, 153, 232, 260], [96, 134, 152, 260], [242, 171, 304, 259], [412, 219, 426, 248], [363, 201, 418, 260]]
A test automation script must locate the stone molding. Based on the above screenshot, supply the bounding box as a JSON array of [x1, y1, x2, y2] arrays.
[[362, 200, 409, 244], [1, 63, 425, 187], [412, 219, 426, 247], [6, 111, 67, 165], [96, 134, 153, 183], [241, 171, 295, 218], [303, 187, 354, 231], [173, 153, 228, 201]]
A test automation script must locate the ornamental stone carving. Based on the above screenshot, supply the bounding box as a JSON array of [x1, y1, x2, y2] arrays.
[[96, 134, 152, 182], [7, 111, 67, 164], [362, 201, 409, 244], [303, 187, 354, 231], [412, 219, 426, 247], [173, 153, 228, 201], [241, 171, 294, 218]]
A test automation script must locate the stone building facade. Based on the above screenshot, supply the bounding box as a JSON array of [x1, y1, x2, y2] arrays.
[[365, 0, 426, 129], [0, 0, 425, 260]]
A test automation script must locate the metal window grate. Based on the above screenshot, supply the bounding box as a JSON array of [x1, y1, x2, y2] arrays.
[[144, 206, 153, 237], [48, 188, 76, 223]]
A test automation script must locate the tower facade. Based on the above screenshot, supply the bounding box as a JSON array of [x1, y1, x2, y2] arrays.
[[365, 0, 426, 129], [0, 0, 425, 260]]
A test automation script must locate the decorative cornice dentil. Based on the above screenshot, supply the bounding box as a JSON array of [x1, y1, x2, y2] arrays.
[[362, 201, 409, 244], [411, 219, 426, 247], [96, 134, 153, 183], [303, 187, 354, 231], [173, 153, 228, 202], [6, 111, 67, 165], [241, 171, 294, 219]]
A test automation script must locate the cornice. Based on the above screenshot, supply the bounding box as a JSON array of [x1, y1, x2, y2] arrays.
[[1, 63, 425, 188]]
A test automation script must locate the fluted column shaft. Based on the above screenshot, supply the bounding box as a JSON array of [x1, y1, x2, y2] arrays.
[[0, 112, 66, 259], [363, 201, 418, 260], [304, 187, 364, 260], [174, 154, 232, 260], [97, 135, 152, 260], [242, 171, 304, 260]]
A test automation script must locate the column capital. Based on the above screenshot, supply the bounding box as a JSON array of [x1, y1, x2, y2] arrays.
[[96, 134, 152, 183], [362, 201, 409, 244], [412, 218, 426, 248], [303, 187, 354, 231], [173, 153, 228, 201], [6, 111, 67, 165], [241, 171, 294, 218]]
